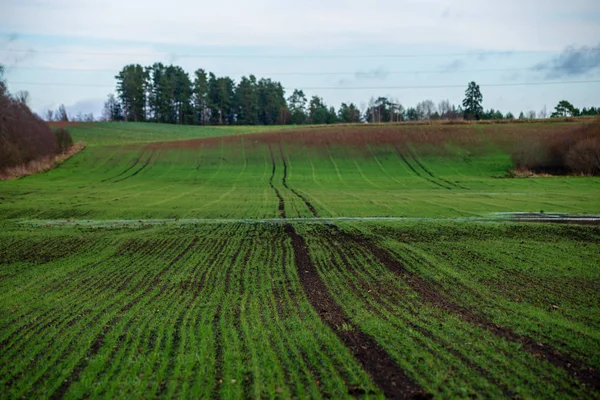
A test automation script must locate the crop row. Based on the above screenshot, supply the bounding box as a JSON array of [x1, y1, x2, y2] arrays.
[[0, 224, 389, 398], [295, 223, 595, 398]]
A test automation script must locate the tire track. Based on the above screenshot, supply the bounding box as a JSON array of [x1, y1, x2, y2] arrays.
[[267, 144, 428, 398], [284, 224, 429, 399], [100, 149, 145, 182], [267, 144, 286, 218], [113, 149, 157, 183], [393, 144, 452, 190], [329, 227, 600, 393], [320, 234, 518, 398], [404, 146, 468, 190], [277, 142, 320, 218]]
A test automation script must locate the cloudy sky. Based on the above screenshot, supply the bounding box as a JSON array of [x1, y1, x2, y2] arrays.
[[2, 0, 600, 118]]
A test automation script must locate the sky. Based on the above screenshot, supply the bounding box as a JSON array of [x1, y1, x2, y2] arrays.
[[1, 0, 600, 119]]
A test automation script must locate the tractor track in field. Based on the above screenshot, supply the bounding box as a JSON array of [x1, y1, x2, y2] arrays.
[[278, 142, 320, 218], [265, 142, 428, 398], [404, 146, 467, 190], [113, 150, 157, 183], [100, 149, 145, 182], [321, 233, 517, 397], [268, 144, 286, 218], [393, 144, 452, 190], [275, 159, 599, 394], [284, 224, 429, 399], [328, 227, 600, 393]]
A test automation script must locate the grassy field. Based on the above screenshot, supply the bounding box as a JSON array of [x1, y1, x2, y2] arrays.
[[1, 121, 599, 399]]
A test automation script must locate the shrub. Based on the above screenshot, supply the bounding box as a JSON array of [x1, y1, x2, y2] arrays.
[[55, 128, 74, 152], [511, 122, 600, 175], [0, 94, 58, 171], [565, 137, 600, 175]]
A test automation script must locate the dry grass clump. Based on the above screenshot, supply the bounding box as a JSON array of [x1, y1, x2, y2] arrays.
[[0, 142, 85, 180]]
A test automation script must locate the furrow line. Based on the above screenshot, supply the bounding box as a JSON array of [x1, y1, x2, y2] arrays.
[[48, 237, 199, 398], [211, 242, 246, 398]]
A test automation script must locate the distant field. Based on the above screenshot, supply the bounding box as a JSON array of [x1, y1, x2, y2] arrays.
[[51, 122, 295, 147], [4, 121, 599, 220], [1, 122, 599, 398]]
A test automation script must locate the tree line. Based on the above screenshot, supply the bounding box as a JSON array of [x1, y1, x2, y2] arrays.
[[88, 63, 597, 124]]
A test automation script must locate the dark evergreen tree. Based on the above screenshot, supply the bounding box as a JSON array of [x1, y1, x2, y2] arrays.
[[405, 107, 419, 121], [235, 75, 260, 125], [550, 100, 580, 118], [365, 97, 392, 123], [462, 81, 483, 120], [103, 94, 123, 121], [287, 89, 308, 124], [115, 64, 147, 122], [338, 103, 361, 123], [208, 74, 235, 124], [192, 69, 210, 125], [257, 79, 287, 125], [308, 96, 329, 124]]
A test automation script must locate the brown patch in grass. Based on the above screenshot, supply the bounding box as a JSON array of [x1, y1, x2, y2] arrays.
[[143, 122, 592, 160]]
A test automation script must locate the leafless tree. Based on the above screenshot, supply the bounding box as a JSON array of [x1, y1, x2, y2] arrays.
[[538, 105, 548, 119], [438, 100, 451, 118], [13, 90, 30, 105], [416, 100, 436, 120], [45, 109, 54, 122], [56, 104, 69, 122], [527, 110, 536, 119]]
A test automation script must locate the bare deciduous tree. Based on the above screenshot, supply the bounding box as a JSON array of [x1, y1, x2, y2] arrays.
[[416, 100, 436, 120], [13, 90, 30, 105], [56, 104, 69, 122], [438, 100, 451, 118]]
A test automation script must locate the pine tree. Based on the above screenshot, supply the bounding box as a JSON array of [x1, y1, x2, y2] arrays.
[[462, 81, 483, 120]]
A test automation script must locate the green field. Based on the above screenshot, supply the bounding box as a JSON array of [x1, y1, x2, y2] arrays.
[[1, 122, 599, 399]]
